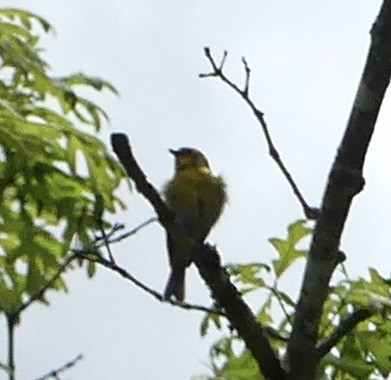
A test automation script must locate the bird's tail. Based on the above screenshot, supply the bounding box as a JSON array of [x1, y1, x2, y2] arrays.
[[164, 268, 185, 302]]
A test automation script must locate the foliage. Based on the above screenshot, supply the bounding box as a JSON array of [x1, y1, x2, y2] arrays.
[[199, 220, 391, 380], [0, 8, 125, 317]]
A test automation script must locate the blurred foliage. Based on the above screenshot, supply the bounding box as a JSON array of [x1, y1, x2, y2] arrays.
[[0, 8, 125, 317], [198, 220, 391, 380]]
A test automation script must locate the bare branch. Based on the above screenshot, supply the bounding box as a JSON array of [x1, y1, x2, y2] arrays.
[[219, 50, 228, 71], [267, 285, 293, 327], [95, 223, 125, 242], [34, 354, 83, 380], [242, 57, 251, 95], [287, 2, 391, 378], [105, 217, 157, 245], [200, 47, 318, 220], [111, 134, 177, 231], [99, 224, 116, 263], [316, 309, 373, 358], [111, 133, 285, 380], [193, 244, 285, 379], [81, 251, 224, 316], [15, 254, 76, 315]]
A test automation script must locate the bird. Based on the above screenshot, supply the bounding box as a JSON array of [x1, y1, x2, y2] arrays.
[[163, 147, 227, 302]]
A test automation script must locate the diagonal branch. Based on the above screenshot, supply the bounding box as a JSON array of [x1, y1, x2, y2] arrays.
[[200, 47, 318, 220], [287, 2, 391, 379], [111, 133, 285, 380], [15, 254, 76, 315], [111, 134, 175, 230], [81, 251, 222, 315], [104, 217, 157, 245], [34, 354, 83, 380], [316, 308, 373, 358]]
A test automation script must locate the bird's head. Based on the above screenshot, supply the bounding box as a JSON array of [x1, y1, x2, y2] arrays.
[[169, 147, 210, 171]]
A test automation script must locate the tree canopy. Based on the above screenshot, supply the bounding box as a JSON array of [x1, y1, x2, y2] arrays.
[[1, 3, 391, 380]]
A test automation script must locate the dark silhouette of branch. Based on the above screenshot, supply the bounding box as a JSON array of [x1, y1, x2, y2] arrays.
[[15, 254, 76, 315], [287, 2, 391, 379], [111, 133, 285, 380], [7, 315, 15, 380], [200, 47, 318, 220], [99, 224, 116, 263], [81, 251, 222, 315], [34, 354, 83, 380], [94, 223, 125, 242], [267, 285, 294, 327], [111, 134, 176, 230], [104, 217, 157, 245], [92, 219, 156, 249], [316, 309, 373, 358]]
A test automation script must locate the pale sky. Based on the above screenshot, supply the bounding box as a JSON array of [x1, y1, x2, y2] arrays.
[[1, 1, 389, 379]]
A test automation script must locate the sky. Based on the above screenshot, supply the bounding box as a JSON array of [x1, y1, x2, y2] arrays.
[[1, 1, 390, 379]]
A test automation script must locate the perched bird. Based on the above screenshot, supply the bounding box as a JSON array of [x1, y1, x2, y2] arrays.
[[163, 147, 227, 302]]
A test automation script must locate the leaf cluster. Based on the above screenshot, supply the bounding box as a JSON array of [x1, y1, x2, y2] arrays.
[[199, 220, 391, 380], [0, 8, 125, 316]]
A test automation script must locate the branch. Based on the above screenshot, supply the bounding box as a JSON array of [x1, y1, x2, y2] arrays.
[[111, 133, 285, 380], [104, 217, 157, 245], [287, 1, 391, 378], [111, 134, 175, 230], [15, 254, 76, 315], [34, 354, 83, 380], [193, 244, 285, 379], [316, 309, 373, 358], [81, 252, 221, 315], [200, 47, 318, 220], [92, 219, 156, 249]]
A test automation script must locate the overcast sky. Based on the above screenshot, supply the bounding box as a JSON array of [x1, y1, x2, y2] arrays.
[[1, 1, 390, 379]]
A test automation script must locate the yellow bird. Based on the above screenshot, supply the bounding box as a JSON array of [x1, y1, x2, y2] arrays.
[[163, 148, 227, 302]]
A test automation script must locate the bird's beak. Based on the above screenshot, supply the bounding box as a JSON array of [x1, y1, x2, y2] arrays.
[[169, 149, 178, 157]]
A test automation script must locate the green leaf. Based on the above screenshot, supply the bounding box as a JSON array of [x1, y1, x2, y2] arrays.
[[59, 73, 119, 95], [256, 295, 273, 325], [211, 343, 264, 380], [87, 260, 96, 278], [227, 263, 270, 294], [355, 330, 391, 377], [0, 8, 53, 33], [270, 219, 311, 278], [323, 353, 374, 380], [200, 311, 223, 337]]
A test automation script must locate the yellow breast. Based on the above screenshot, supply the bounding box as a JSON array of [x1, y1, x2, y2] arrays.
[[164, 167, 226, 241]]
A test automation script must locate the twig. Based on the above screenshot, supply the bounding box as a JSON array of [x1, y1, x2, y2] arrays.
[[81, 252, 223, 315], [200, 47, 318, 220], [91, 219, 156, 248], [15, 254, 76, 315], [94, 223, 125, 242], [99, 224, 116, 263], [316, 309, 372, 358], [104, 217, 157, 245], [34, 354, 83, 380], [242, 57, 251, 96], [267, 284, 294, 326], [266, 326, 289, 342]]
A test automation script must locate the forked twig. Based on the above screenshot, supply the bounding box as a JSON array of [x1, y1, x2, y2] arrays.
[[200, 47, 318, 220], [105, 217, 157, 245]]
